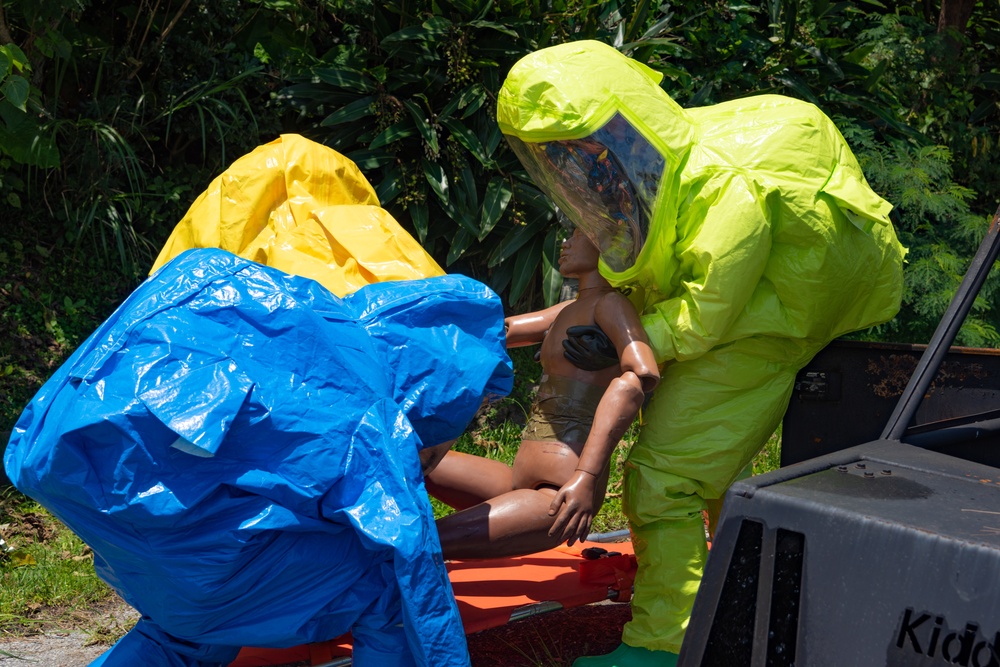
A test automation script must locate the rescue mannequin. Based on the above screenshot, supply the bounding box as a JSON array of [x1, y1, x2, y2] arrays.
[[428, 228, 659, 558], [497, 40, 906, 667]]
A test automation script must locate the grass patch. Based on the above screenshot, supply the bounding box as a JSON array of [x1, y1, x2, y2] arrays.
[[752, 427, 783, 476], [0, 487, 118, 637]]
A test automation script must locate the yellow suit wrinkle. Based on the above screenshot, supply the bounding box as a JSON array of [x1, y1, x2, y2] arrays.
[[498, 40, 905, 654]]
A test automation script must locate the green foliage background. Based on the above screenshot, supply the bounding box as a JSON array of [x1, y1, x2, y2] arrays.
[[0, 0, 998, 429]]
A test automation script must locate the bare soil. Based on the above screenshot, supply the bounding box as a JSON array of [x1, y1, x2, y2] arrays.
[[0, 597, 139, 666], [0, 599, 629, 666]]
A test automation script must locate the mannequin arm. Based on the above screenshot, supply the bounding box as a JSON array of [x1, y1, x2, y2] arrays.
[[504, 301, 572, 347], [596, 292, 660, 392], [547, 370, 646, 544]]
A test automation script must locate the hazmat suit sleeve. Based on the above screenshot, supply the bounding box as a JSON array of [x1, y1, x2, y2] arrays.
[[640, 171, 772, 363]]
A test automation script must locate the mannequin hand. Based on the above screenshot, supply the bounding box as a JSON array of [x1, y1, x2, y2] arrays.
[[562, 325, 618, 371], [548, 470, 598, 546]]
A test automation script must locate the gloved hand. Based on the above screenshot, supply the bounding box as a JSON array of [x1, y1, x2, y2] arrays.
[[562, 324, 618, 371]]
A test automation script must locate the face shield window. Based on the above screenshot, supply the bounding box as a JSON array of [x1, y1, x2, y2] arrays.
[[506, 113, 665, 272]]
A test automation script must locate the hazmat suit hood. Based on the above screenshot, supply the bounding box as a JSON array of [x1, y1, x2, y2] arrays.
[[150, 133, 445, 297], [498, 39, 694, 272], [499, 40, 904, 363]]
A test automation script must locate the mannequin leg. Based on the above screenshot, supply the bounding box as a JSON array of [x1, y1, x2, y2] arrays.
[[437, 488, 565, 559], [424, 450, 514, 510]]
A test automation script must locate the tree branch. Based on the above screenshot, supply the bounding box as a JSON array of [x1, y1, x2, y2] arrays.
[[0, 0, 15, 46]]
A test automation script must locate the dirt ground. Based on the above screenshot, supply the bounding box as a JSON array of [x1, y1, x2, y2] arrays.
[[0, 598, 629, 666], [0, 598, 139, 666]]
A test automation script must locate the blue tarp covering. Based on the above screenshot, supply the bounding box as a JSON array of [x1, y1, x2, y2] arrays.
[[4, 248, 513, 666]]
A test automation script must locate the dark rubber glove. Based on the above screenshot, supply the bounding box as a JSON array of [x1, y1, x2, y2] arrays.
[[562, 324, 618, 371]]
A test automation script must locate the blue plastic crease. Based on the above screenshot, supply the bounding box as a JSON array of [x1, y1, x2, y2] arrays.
[[4, 248, 513, 667]]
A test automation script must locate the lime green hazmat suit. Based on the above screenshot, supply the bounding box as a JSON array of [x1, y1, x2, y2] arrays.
[[497, 40, 905, 653]]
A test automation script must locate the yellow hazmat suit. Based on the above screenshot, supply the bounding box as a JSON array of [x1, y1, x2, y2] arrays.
[[497, 40, 905, 657], [151, 134, 444, 293]]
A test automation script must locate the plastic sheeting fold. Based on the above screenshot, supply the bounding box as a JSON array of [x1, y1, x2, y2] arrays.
[[4, 249, 513, 667]]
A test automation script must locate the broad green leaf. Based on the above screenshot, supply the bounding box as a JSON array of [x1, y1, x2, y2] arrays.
[[623, 0, 651, 44], [347, 149, 395, 170], [2, 76, 29, 112], [860, 100, 924, 142], [483, 121, 503, 157], [440, 0, 478, 16], [423, 159, 450, 206], [460, 87, 487, 119], [479, 177, 512, 240], [621, 38, 689, 57], [447, 198, 481, 237], [773, 72, 820, 105], [315, 68, 376, 93], [422, 16, 453, 32], [651, 62, 691, 84], [509, 236, 542, 304], [0, 50, 10, 81], [864, 59, 888, 92], [376, 165, 403, 204], [0, 102, 59, 167], [409, 202, 429, 243], [976, 73, 1000, 90], [370, 119, 417, 149], [793, 41, 843, 80], [488, 259, 514, 297], [477, 38, 527, 59], [487, 214, 546, 267], [689, 82, 715, 107], [452, 155, 478, 212], [383, 17, 452, 43], [845, 44, 876, 64], [35, 33, 55, 59], [446, 228, 476, 266], [424, 159, 477, 234], [640, 11, 676, 40], [512, 181, 555, 214], [369, 65, 389, 85], [471, 0, 494, 21], [324, 123, 367, 150], [253, 42, 271, 65], [541, 226, 563, 307], [2, 43, 28, 71], [970, 100, 997, 124], [440, 117, 489, 165], [440, 84, 485, 119], [320, 96, 376, 126], [839, 62, 872, 79], [468, 20, 519, 39], [45, 30, 73, 58], [403, 99, 439, 154]]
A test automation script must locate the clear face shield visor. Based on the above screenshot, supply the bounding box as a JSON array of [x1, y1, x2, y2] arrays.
[[506, 113, 665, 272]]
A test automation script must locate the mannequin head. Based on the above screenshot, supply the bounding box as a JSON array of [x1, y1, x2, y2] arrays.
[[558, 227, 602, 279]]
